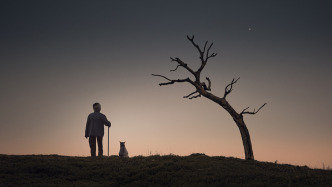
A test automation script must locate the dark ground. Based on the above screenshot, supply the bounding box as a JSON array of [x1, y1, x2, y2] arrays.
[[0, 154, 331, 186]]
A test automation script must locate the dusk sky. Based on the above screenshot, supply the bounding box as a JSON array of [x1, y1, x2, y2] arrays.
[[1, 0, 331, 168]]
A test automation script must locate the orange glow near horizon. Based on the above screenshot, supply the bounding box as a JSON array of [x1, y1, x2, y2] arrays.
[[1, 87, 331, 169]]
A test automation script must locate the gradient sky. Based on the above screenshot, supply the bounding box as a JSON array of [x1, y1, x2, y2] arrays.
[[0, 0, 331, 168]]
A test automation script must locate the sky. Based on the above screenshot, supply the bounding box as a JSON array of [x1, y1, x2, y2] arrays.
[[0, 0, 331, 168]]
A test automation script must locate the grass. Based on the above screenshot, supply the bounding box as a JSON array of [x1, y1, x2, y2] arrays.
[[1, 153, 332, 186]]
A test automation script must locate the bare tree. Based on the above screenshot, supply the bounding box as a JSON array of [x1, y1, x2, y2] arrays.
[[152, 35, 266, 160]]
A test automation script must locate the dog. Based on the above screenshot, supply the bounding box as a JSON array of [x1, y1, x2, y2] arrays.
[[119, 141, 129, 157]]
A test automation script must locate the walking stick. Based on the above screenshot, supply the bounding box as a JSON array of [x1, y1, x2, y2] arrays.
[[108, 126, 110, 156]]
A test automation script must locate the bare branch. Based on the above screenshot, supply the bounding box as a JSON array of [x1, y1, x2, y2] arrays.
[[206, 77, 211, 90], [241, 103, 267, 115], [170, 65, 182, 72], [170, 57, 196, 77], [151, 74, 171, 81], [201, 77, 211, 91], [223, 77, 240, 98], [151, 74, 191, 86], [207, 52, 217, 60], [206, 43, 213, 59], [204, 42, 218, 61], [187, 35, 217, 75], [240, 107, 250, 114], [184, 91, 198, 98], [187, 35, 203, 55], [203, 41, 208, 53], [189, 93, 201, 99]]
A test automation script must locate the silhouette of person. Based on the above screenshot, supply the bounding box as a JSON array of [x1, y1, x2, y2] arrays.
[[85, 103, 111, 157]]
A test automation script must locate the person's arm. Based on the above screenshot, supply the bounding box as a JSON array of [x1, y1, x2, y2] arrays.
[[85, 116, 90, 138], [102, 115, 111, 127]]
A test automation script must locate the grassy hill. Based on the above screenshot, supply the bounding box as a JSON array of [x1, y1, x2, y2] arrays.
[[1, 154, 331, 186]]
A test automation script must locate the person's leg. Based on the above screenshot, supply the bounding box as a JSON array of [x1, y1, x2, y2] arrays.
[[89, 136, 97, 157], [97, 136, 103, 156]]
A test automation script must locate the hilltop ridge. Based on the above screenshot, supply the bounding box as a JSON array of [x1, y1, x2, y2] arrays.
[[1, 154, 331, 186]]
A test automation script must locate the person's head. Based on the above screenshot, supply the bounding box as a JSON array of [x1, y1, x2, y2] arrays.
[[93, 103, 101, 112]]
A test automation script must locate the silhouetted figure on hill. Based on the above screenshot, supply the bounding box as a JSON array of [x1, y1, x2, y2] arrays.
[[85, 103, 111, 157]]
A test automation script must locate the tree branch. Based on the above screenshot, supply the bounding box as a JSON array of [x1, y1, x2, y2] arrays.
[[151, 74, 171, 81], [223, 77, 240, 98], [206, 77, 211, 90], [240, 107, 250, 114], [201, 77, 211, 91], [189, 93, 201, 99], [203, 41, 208, 53], [186, 35, 217, 75], [184, 91, 198, 98], [241, 103, 267, 115], [170, 57, 196, 77], [206, 43, 216, 60], [206, 43, 217, 60], [151, 74, 192, 86], [170, 65, 182, 72], [187, 35, 203, 55]]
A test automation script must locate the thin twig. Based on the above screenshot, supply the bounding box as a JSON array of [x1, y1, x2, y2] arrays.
[[241, 103, 267, 115], [223, 77, 240, 98], [189, 94, 201, 99], [170, 65, 182, 72], [184, 91, 198, 98], [151, 74, 192, 86]]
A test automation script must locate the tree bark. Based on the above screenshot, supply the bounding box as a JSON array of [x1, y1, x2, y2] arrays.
[[234, 117, 254, 160]]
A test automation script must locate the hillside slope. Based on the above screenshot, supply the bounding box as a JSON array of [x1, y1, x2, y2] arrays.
[[0, 154, 331, 186]]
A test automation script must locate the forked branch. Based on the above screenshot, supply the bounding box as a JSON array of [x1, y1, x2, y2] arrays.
[[187, 35, 217, 74], [223, 77, 240, 98], [206, 43, 217, 61], [201, 77, 212, 91], [187, 35, 203, 55], [170, 57, 196, 77], [241, 103, 267, 115]]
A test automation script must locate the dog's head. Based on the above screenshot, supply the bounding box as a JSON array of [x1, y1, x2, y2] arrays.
[[119, 141, 126, 147]]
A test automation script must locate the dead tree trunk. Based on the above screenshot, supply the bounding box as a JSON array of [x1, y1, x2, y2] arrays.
[[201, 88, 264, 160], [152, 35, 266, 160], [236, 119, 254, 160]]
